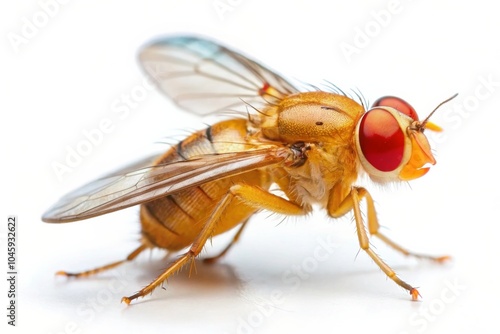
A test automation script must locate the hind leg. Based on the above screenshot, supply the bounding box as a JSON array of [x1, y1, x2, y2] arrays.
[[57, 244, 148, 277], [121, 183, 307, 304]]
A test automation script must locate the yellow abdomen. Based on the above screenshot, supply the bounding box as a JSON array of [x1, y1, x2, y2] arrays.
[[139, 119, 270, 250]]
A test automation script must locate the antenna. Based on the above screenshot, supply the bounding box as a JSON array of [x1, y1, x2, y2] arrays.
[[421, 93, 459, 128]]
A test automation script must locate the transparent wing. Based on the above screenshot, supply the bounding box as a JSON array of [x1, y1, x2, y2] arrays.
[[139, 35, 299, 115], [42, 147, 290, 223]]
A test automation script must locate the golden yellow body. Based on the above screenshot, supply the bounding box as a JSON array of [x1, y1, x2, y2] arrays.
[[141, 92, 362, 251], [42, 36, 452, 304]]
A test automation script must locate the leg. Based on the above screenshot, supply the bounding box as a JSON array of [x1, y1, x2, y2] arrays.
[[203, 219, 249, 264], [357, 188, 450, 262], [122, 184, 306, 305], [56, 244, 148, 278], [330, 185, 449, 262], [328, 186, 420, 300]]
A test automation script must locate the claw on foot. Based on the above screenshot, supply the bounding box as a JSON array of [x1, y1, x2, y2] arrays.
[[121, 297, 131, 305], [410, 288, 421, 301], [56, 271, 79, 277], [435, 255, 452, 263]]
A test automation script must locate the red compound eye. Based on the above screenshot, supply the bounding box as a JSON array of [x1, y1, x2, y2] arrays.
[[372, 96, 418, 120], [359, 108, 405, 172]]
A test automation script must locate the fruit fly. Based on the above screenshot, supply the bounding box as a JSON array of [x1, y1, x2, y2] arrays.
[[42, 36, 455, 304]]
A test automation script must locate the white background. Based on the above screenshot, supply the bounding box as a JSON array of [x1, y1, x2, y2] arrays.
[[3, 0, 500, 333]]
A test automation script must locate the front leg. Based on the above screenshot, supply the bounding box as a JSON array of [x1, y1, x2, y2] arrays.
[[328, 185, 421, 300], [357, 188, 449, 263]]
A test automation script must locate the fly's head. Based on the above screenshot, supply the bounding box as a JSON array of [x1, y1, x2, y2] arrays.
[[354, 94, 457, 183]]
